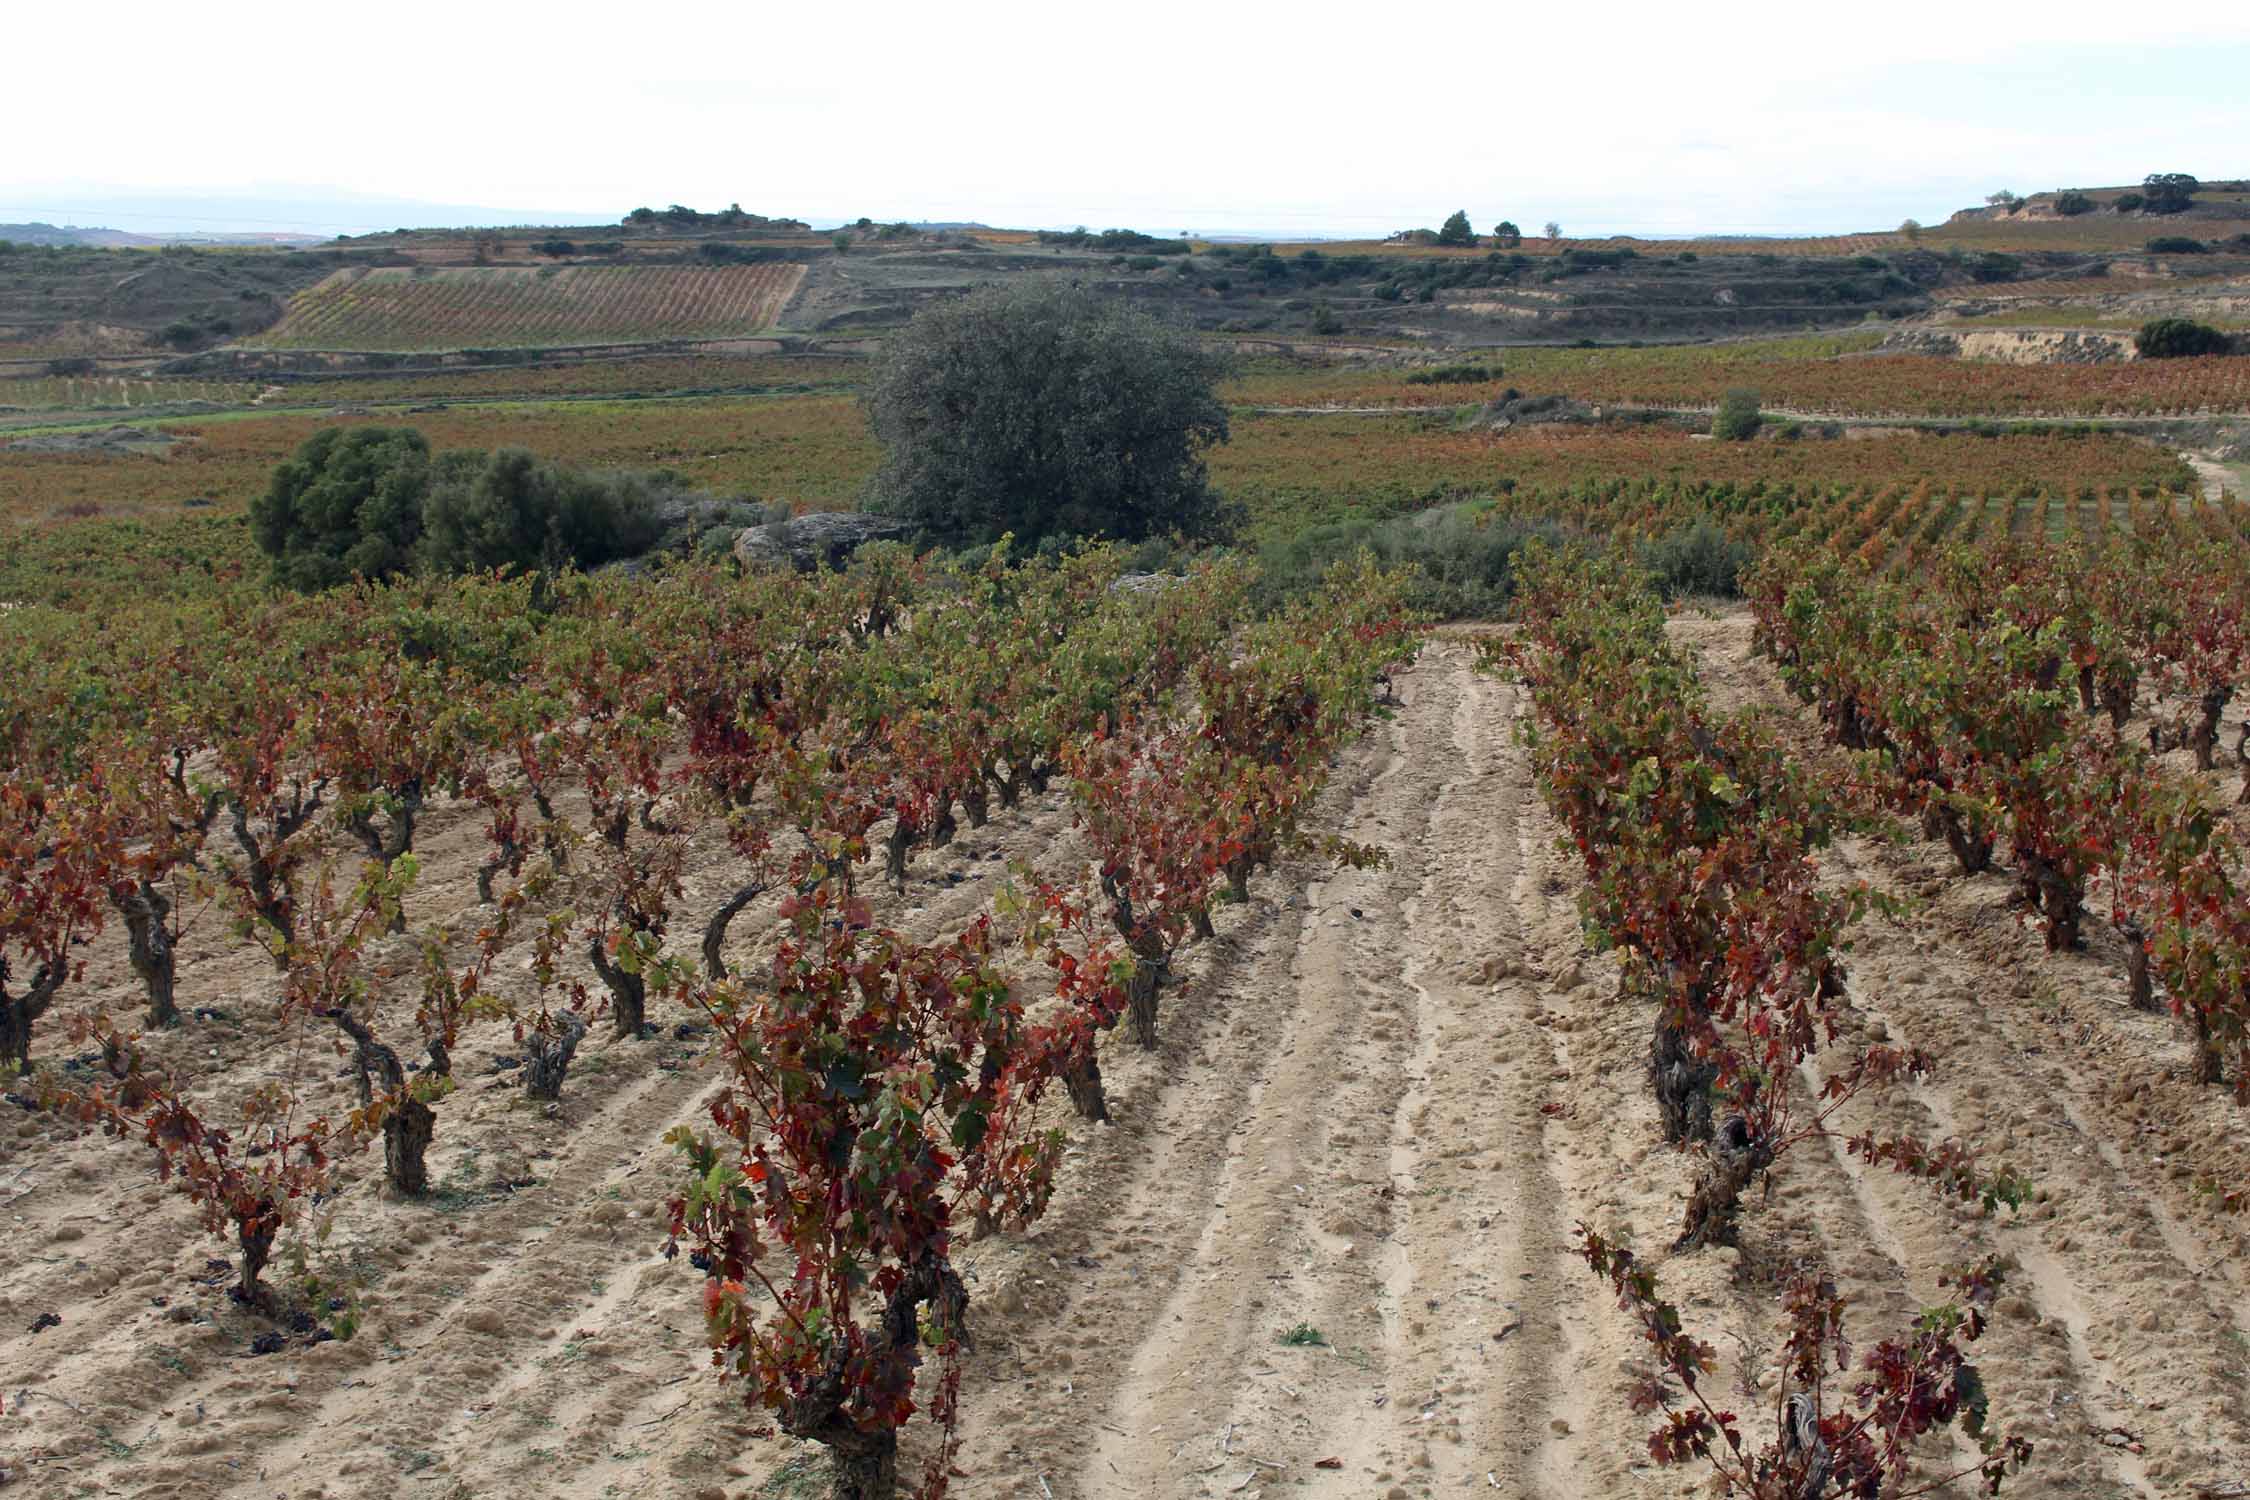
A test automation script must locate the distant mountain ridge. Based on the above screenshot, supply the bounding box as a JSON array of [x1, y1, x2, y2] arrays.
[[1, 221, 326, 248]]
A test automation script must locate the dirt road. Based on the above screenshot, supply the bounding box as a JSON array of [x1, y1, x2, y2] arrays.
[[5, 633, 2248, 1500]]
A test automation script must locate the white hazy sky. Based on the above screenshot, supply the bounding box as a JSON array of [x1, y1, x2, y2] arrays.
[[8, 0, 2248, 237]]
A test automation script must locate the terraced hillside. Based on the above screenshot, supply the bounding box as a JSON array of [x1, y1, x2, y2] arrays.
[[246, 263, 806, 351]]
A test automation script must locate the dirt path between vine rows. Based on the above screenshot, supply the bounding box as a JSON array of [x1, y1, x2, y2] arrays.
[[6, 636, 2249, 1500]]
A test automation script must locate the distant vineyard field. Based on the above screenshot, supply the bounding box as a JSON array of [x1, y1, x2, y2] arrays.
[[275, 354, 863, 405], [0, 393, 2201, 532], [0, 395, 876, 527], [245, 264, 806, 351], [0, 376, 260, 411], [1226, 340, 2250, 418]]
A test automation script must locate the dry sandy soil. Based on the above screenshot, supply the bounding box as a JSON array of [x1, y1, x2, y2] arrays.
[[4, 629, 2249, 1500]]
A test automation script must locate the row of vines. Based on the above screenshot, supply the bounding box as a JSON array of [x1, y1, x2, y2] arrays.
[[1750, 527, 2250, 1096], [0, 543, 1419, 1498], [1480, 471, 2230, 577], [1494, 542, 2036, 1495], [1499, 494, 2250, 1492]]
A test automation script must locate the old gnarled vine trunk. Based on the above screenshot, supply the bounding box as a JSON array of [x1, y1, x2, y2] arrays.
[[116, 880, 178, 1027], [332, 1010, 433, 1195], [781, 1254, 968, 1500], [0, 956, 63, 1073], [1674, 1114, 1775, 1251], [1651, 1006, 1716, 1146], [524, 1012, 589, 1101]]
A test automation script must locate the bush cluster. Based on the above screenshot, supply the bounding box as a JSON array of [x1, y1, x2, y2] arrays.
[[1255, 506, 1565, 618], [1636, 519, 1751, 597], [1711, 389, 1763, 441], [1404, 362, 1502, 385], [1253, 505, 1752, 618], [697, 241, 783, 264], [1036, 227, 1189, 255], [2136, 318, 2232, 359], [1968, 252, 2022, 284], [250, 426, 681, 591]]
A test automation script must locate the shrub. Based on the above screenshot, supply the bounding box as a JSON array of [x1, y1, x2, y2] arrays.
[[1035, 227, 1188, 255], [2114, 192, 2146, 213], [417, 448, 665, 576], [2136, 318, 2231, 358], [1310, 300, 1342, 335], [863, 280, 1232, 548], [1712, 389, 1762, 441], [251, 427, 432, 591], [2054, 191, 2095, 216], [1404, 363, 1500, 385], [534, 237, 577, 257], [1256, 505, 1564, 618], [2146, 236, 2208, 255], [45, 357, 95, 376], [1637, 520, 1751, 597], [2143, 172, 2198, 214], [1969, 252, 2022, 283]]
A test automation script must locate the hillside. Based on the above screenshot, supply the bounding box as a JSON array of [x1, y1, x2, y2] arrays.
[[0, 222, 326, 249], [0, 244, 357, 361], [5, 177, 2248, 371]]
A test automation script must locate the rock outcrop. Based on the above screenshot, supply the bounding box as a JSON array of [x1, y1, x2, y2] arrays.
[[732, 511, 913, 570]]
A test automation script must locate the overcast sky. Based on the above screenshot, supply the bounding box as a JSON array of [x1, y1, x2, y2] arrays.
[[8, 0, 2247, 238]]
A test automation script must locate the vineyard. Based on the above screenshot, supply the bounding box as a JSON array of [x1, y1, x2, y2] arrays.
[[0, 547, 1428, 1497], [0, 396, 880, 530], [2, 395, 2200, 559], [270, 354, 864, 405], [245, 265, 807, 351], [12, 159, 2250, 1500], [0, 377, 260, 413], [1484, 533, 2250, 1499], [7, 516, 2250, 1497], [1482, 477, 2248, 583], [1217, 419, 2200, 538], [1228, 343, 2250, 419]]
